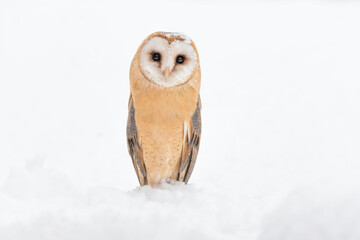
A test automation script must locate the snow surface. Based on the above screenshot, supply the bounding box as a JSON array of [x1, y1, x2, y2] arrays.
[[1, 0, 360, 239], [259, 183, 360, 240]]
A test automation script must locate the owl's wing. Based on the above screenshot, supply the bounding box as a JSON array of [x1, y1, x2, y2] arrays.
[[178, 97, 201, 183], [127, 95, 148, 186]]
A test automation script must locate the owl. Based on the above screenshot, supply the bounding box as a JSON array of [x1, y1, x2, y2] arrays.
[[127, 32, 201, 186]]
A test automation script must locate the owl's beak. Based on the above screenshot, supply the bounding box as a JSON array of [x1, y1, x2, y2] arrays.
[[163, 67, 171, 78]]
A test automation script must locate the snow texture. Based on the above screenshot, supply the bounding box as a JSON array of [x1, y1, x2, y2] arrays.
[[1, 0, 360, 239], [162, 32, 192, 44], [259, 185, 360, 240]]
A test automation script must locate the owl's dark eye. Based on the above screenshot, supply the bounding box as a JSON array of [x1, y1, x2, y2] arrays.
[[152, 52, 161, 62], [176, 55, 185, 64]]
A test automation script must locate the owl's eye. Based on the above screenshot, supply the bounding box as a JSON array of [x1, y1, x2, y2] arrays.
[[152, 53, 161, 62], [176, 55, 185, 64]]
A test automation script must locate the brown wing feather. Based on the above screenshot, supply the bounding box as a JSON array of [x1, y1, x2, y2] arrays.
[[178, 97, 201, 183], [127, 95, 147, 186]]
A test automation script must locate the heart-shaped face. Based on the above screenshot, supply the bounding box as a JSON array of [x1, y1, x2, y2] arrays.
[[138, 32, 199, 88]]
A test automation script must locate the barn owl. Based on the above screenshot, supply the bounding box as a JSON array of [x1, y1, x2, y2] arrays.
[[127, 32, 201, 186]]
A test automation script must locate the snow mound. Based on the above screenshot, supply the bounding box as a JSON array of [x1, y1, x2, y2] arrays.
[[259, 184, 360, 240], [0, 163, 256, 240]]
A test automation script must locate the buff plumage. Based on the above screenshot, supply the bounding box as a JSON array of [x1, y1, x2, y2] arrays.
[[127, 32, 201, 186]]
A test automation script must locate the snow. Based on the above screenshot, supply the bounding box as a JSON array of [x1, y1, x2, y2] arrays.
[[0, 162, 253, 239], [259, 184, 360, 240], [1, 0, 360, 239], [162, 32, 192, 44]]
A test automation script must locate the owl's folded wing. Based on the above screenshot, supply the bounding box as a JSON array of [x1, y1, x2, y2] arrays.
[[127, 95, 148, 186], [178, 97, 201, 183]]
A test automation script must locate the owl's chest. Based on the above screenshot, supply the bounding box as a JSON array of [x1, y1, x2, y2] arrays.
[[138, 125, 183, 161], [132, 87, 196, 126]]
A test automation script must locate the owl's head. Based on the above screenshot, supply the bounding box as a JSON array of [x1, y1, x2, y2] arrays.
[[136, 32, 199, 88]]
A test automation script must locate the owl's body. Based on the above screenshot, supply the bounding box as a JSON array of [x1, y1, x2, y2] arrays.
[[127, 32, 201, 186]]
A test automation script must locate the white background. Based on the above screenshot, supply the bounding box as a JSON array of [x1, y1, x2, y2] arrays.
[[1, 1, 360, 239]]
